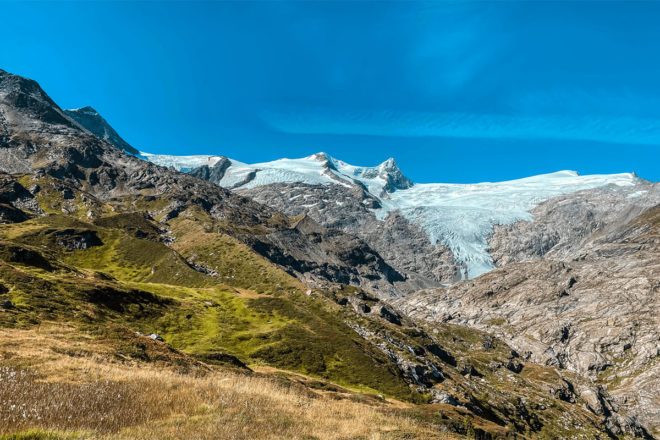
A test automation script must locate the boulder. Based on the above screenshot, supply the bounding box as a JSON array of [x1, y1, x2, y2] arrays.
[[379, 305, 402, 325], [431, 390, 459, 406], [148, 333, 164, 342]]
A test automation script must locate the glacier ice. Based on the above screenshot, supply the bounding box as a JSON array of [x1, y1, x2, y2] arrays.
[[142, 151, 638, 279]]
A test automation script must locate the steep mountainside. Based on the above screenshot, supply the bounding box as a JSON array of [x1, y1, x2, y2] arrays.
[[0, 68, 407, 297], [398, 202, 660, 436], [488, 183, 660, 265], [0, 68, 638, 439], [142, 117, 660, 438], [0, 176, 634, 438]]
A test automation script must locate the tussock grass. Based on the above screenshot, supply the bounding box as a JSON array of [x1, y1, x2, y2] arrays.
[[0, 430, 83, 440], [0, 366, 150, 432], [0, 326, 458, 440]]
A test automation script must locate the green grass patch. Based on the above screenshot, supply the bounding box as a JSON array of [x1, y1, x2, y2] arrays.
[[0, 430, 88, 440], [0, 213, 417, 401]]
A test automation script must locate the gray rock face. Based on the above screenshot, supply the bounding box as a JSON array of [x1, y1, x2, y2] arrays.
[[240, 214, 406, 297], [398, 205, 660, 434], [188, 156, 462, 295], [148, 333, 164, 342], [54, 229, 103, 251], [0, 174, 42, 223], [64, 106, 140, 155], [189, 157, 231, 183], [488, 183, 660, 266], [430, 390, 458, 405], [239, 181, 461, 294]]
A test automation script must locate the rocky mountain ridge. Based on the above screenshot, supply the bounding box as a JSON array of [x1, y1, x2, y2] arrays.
[[146, 149, 645, 288], [0, 68, 405, 296], [64, 106, 140, 155]]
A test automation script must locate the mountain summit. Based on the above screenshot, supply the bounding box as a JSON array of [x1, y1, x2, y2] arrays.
[[64, 106, 140, 155]]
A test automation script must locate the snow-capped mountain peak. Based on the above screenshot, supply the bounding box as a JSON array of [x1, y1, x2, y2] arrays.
[[68, 105, 99, 115], [143, 151, 642, 279]]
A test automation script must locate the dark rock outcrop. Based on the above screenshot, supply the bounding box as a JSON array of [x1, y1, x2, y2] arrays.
[[54, 229, 103, 250], [189, 157, 232, 182], [237, 182, 460, 295]]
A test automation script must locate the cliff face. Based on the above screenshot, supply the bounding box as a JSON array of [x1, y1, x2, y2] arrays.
[[488, 183, 660, 265], [238, 181, 462, 293]]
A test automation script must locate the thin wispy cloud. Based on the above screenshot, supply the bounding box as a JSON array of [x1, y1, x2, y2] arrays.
[[263, 107, 660, 146], [508, 88, 660, 119]]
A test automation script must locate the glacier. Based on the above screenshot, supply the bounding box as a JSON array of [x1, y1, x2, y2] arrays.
[[139, 153, 225, 172], [142, 151, 639, 279]]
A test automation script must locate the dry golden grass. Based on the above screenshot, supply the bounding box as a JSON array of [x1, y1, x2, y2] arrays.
[[0, 324, 461, 440], [0, 367, 150, 433]]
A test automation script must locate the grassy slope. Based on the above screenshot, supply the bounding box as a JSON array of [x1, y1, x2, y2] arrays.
[[0, 212, 417, 401], [0, 324, 460, 440]]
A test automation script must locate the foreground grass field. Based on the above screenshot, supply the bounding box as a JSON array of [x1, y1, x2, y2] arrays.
[[0, 324, 460, 440]]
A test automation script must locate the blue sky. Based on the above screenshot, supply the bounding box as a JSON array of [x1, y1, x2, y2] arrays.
[[1, 1, 659, 183]]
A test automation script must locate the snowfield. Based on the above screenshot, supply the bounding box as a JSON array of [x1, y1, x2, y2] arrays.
[[140, 153, 225, 172], [143, 151, 639, 278]]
